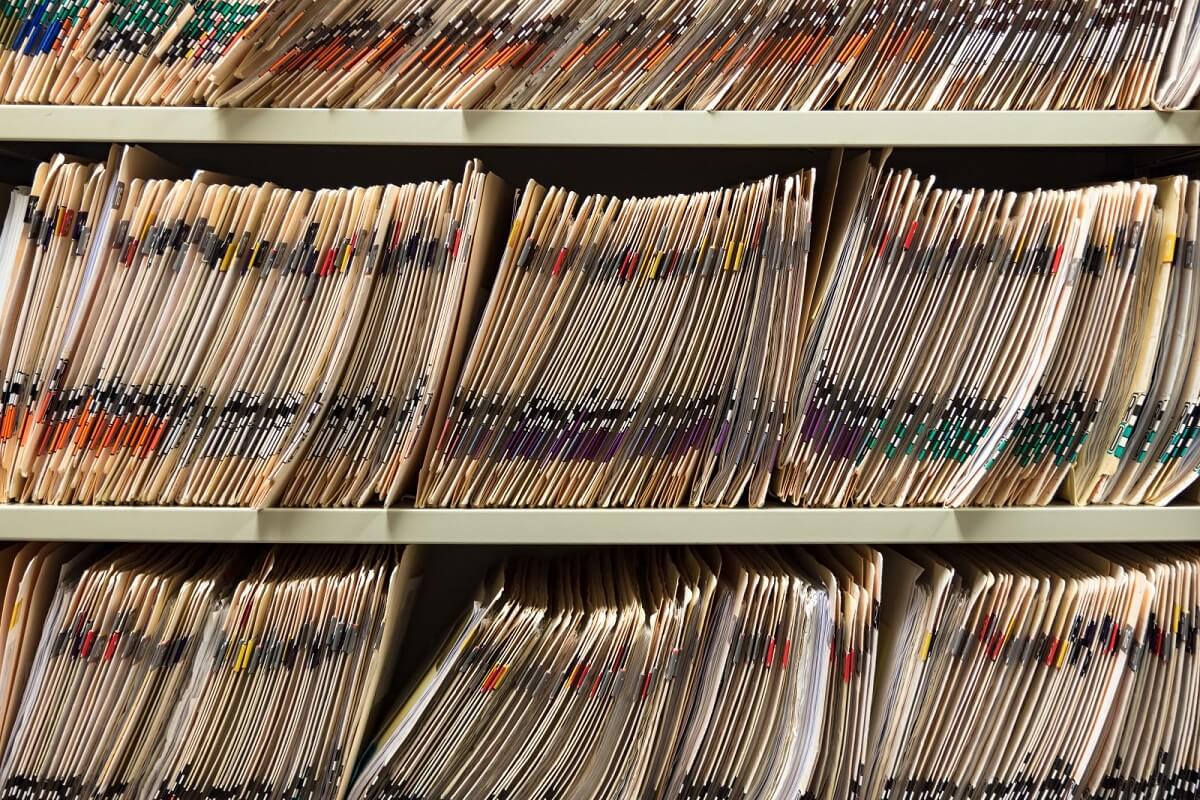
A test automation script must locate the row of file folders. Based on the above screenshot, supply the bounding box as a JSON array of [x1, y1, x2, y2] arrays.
[[1, 0, 1200, 110], [0, 540, 1191, 800], [2, 146, 1200, 508]]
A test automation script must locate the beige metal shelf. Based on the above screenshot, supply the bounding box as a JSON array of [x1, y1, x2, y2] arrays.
[[0, 505, 1194, 543], [0, 107, 1198, 147]]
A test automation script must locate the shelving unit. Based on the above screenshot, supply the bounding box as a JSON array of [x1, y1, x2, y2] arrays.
[[0, 107, 1198, 147], [0, 106, 1197, 544]]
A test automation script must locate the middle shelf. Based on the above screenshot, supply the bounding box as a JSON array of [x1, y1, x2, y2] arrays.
[[0, 504, 1195, 543], [3, 108, 1200, 148]]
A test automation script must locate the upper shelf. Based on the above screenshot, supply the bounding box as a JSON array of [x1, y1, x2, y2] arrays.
[[0, 505, 1195, 544], [1, 108, 1199, 147]]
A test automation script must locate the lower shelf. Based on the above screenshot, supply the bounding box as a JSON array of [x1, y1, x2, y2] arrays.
[[0, 504, 1194, 542]]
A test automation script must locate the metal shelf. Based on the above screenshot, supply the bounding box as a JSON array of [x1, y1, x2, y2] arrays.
[[0, 505, 1194, 543], [0, 108, 1198, 147]]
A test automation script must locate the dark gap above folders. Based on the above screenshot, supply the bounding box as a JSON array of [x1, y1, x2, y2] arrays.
[[77, 145, 832, 198], [1, 144, 1179, 198]]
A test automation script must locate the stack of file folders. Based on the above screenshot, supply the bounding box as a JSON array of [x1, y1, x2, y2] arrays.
[[0, 147, 506, 507], [0, 542, 1188, 800], [0, 0, 1197, 110], [422, 153, 1200, 508], [418, 170, 820, 508], [2, 148, 1200, 508], [0, 543, 422, 800], [774, 154, 1200, 509], [351, 544, 1199, 800]]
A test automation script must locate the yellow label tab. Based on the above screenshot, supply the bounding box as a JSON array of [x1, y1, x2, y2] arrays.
[[648, 252, 663, 280], [219, 240, 236, 272], [1162, 234, 1177, 264], [919, 631, 932, 661], [234, 639, 254, 672]]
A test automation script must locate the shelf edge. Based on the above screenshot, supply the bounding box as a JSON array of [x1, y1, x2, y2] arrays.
[[0, 108, 1198, 147], [0, 505, 1195, 543]]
